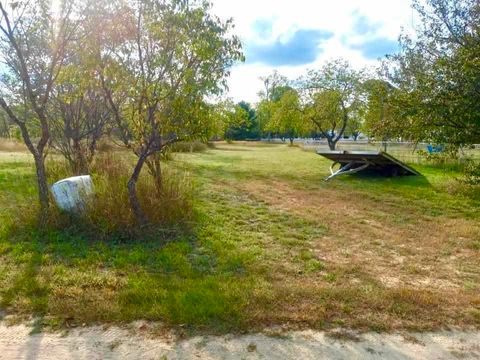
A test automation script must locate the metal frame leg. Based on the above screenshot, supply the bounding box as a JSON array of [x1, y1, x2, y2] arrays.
[[325, 160, 371, 181]]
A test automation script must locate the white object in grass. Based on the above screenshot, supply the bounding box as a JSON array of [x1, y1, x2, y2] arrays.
[[51, 175, 94, 212]]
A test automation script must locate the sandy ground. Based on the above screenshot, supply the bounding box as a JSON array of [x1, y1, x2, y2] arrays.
[[0, 322, 479, 360]]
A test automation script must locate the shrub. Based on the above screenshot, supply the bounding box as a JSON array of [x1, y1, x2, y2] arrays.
[[44, 152, 194, 240], [169, 141, 208, 153], [416, 148, 463, 171], [462, 159, 480, 185]]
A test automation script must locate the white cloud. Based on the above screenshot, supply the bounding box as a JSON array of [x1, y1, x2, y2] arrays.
[[211, 0, 417, 104]]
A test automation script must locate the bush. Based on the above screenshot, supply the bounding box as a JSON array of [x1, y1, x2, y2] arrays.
[[169, 141, 208, 153], [416, 148, 464, 171], [462, 159, 480, 185], [44, 152, 194, 240]]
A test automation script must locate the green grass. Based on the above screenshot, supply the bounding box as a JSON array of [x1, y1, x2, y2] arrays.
[[0, 143, 479, 333]]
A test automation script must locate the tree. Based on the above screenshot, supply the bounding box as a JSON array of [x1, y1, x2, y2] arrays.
[[50, 73, 111, 174], [345, 108, 363, 141], [255, 100, 272, 139], [223, 104, 247, 141], [362, 78, 403, 142], [200, 100, 242, 141], [101, 0, 242, 223], [257, 71, 292, 139], [302, 60, 364, 150], [224, 101, 259, 140], [387, 0, 480, 146], [0, 109, 9, 137], [49, 0, 118, 175], [267, 89, 304, 145], [0, 0, 77, 222], [258, 70, 289, 102]]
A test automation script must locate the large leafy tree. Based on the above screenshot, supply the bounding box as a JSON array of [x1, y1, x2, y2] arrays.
[[101, 0, 243, 223], [302, 60, 364, 150], [0, 0, 77, 222], [387, 0, 480, 146]]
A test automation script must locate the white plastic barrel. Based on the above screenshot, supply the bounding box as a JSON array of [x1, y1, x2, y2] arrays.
[[51, 175, 94, 212]]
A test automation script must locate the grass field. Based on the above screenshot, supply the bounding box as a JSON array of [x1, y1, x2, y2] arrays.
[[0, 143, 479, 333]]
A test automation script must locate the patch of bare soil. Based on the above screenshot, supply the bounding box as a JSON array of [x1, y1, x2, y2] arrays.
[[0, 322, 479, 359]]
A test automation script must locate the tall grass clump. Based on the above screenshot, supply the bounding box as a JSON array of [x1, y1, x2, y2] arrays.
[[41, 152, 194, 240]]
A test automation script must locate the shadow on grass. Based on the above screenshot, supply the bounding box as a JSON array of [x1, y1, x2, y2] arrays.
[[0, 212, 250, 333], [347, 170, 432, 187], [0, 246, 49, 317]]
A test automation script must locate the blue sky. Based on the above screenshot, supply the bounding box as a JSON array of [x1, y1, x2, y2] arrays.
[[211, 0, 416, 103], [246, 28, 333, 66]]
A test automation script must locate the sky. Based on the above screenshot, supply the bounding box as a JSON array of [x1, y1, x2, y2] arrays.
[[211, 0, 417, 104]]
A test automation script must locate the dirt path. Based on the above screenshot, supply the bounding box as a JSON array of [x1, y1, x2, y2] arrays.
[[0, 323, 479, 359]]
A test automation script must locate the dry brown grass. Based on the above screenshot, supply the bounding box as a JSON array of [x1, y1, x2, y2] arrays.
[[239, 179, 479, 291], [221, 177, 480, 331], [0, 139, 27, 152]]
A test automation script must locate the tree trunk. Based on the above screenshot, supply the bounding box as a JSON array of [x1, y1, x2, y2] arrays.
[[146, 154, 162, 194], [0, 117, 9, 137], [128, 153, 148, 225], [33, 152, 50, 225], [327, 138, 336, 150], [289, 137, 294, 146], [71, 139, 87, 175]]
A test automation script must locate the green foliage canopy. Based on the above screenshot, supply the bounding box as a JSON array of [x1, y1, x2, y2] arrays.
[[386, 0, 480, 146]]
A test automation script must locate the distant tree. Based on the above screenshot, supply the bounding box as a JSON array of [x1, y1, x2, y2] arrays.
[[256, 100, 272, 139], [201, 100, 243, 141], [304, 90, 344, 149], [0, 0, 77, 222], [258, 70, 289, 102], [267, 89, 305, 145], [362, 79, 404, 143], [224, 104, 248, 141], [257, 71, 290, 138], [239, 101, 259, 139], [224, 101, 259, 140], [345, 108, 363, 141], [302, 60, 364, 150]]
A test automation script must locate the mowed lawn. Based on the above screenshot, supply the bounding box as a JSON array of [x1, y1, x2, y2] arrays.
[[0, 143, 479, 332]]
